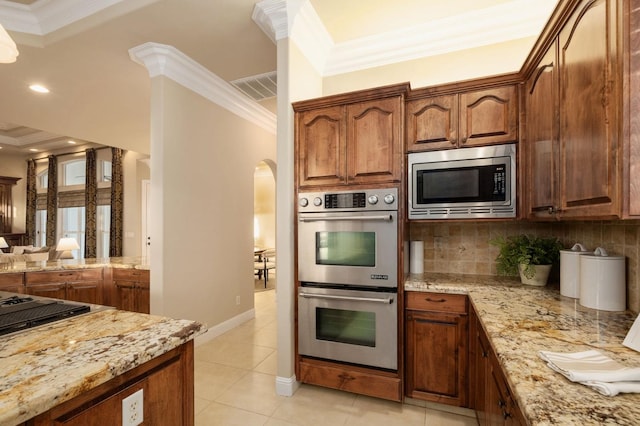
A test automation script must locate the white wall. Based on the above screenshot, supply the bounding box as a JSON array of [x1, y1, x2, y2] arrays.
[[149, 77, 277, 329]]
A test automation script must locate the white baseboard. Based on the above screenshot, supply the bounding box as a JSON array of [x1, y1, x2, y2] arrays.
[[194, 308, 256, 346], [275, 375, 299, 397]]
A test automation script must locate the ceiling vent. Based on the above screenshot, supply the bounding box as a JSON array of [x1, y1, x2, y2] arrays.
[[231, 71, 277, 101]]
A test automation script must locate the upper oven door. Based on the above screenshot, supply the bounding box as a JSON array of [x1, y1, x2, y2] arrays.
[[297, 210, 398, 288]]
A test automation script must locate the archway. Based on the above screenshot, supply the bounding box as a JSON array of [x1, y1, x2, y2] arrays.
[[253, 160, 276, 291]]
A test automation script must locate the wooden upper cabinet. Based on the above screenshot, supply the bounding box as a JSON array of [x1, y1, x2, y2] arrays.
[[558, 0, 619, 218], [626, 0, 640, 217], [297, 105, 346, 188], [346, 96, 403, 184], [406, 95, 458, 151], [295, 83, 408, 189], [459, 86, 518, 148], [407, 85, 518, 152], [525, 42, 560, 220]]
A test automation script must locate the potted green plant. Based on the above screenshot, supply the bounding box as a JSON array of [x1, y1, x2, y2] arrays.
[[491, 234, 562, 286]]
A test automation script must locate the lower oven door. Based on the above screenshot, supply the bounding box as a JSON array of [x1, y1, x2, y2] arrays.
[[297, 286, 397, 370]]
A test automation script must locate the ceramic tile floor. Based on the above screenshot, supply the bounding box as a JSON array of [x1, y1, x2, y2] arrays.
[[194, 288, 479, 425]]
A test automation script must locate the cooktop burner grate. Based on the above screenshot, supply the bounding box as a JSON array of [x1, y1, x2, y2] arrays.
[[0, 299, 90, 336]]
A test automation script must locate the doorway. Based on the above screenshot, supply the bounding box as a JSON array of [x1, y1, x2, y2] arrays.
[[253, 160, 276, 292]]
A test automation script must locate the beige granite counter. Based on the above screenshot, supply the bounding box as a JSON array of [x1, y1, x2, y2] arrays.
[[0, 256, 149, 273], [406, 273, 640, 425], [0, 307, 205, 425]]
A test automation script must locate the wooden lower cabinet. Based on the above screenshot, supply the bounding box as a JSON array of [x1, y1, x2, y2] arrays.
[[0, 272, 24, 293], [298, 357, 402, 402], [470, 305, 525, 426], [404, 292, 468, 407], [25, 269, 104, 305], [26, 341, 194, 426], [111, 269, 150, 314]]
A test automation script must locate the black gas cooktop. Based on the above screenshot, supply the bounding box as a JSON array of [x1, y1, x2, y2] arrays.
[[0, 294, 90, 336]]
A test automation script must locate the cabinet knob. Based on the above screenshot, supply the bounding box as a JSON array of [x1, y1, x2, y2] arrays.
[[548, 207, 556, 215]]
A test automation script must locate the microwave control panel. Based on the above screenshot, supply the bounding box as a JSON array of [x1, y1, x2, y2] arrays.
[[298, 188, 398, 212]]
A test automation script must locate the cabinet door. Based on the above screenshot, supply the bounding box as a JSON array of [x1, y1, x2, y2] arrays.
[[406, 95, 458, 151], [114, 282, 137, 311], [525, 43, 560, 219], [346, 96, 403, 184], [297, 105, 346, 188], [558, 0, 619, 218], [459, 86, 518, 147], [25, 283, 67, 300], [67, 281, 103, 305], [405, 310, 467, 406]]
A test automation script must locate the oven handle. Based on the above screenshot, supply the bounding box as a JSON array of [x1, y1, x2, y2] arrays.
[[299, 292, 394, 304], [298, 214, 393, 222]]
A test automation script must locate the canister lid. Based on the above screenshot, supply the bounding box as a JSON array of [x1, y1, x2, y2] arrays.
[[560, 243, 590, 255], [581, 247, 625, 260]]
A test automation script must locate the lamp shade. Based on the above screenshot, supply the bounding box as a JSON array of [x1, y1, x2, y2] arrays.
[[0, 237, 8, 249], [56, 237, 80, 251], [0, 23, 18, 64]]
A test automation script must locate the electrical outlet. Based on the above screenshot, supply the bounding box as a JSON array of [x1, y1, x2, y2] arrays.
[[122, 389, 144, 426], [236, 296, 240, 305]]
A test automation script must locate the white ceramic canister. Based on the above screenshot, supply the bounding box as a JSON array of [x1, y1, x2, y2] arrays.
[[560, 243, 591, 298], [579, 247, 626, 311]]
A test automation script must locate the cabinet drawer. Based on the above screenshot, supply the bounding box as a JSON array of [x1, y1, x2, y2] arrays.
[[25, 268, 103, 284], [406, 292, 467, 314], [112, 268, 149, 282], [26, 270, 80, 284], [0, 272, 24, 286], [299, 359, 401, 402]]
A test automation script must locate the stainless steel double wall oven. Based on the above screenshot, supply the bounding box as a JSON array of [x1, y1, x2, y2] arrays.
[[297, 188, 399, 370]]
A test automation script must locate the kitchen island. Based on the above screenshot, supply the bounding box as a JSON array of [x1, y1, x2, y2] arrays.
[[0, 301, 205, 425], [406, 274, 640, 425]]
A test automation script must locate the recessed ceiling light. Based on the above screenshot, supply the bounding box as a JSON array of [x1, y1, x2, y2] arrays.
[[29, 84, 49, 93], [68, 140, 76, 144], [29, 148, 38, 152]]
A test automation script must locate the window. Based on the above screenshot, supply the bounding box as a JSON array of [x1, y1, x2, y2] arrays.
[[34, 155, 112, 259], [62, 160, 85, 186]]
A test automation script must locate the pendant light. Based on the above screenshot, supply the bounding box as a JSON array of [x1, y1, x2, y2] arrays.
[[0, 23, 18, 64]]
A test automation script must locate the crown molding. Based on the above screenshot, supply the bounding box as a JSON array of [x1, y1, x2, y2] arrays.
[[253, 0, 332, 74], [0, 0, 158, 35], [323, 0, 556, 76], [253, 0, 555, 77], [129, 42, 277, 135]]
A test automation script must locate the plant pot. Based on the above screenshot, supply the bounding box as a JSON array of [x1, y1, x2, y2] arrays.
[[518, 264, 552, 286]]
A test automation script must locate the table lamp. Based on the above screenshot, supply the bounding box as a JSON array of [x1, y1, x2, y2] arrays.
[[56, 237, 80, 259], [0, 237, 7, 253]]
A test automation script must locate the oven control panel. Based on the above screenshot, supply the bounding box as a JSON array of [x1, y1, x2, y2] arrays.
[[298, 188, 398, 212]]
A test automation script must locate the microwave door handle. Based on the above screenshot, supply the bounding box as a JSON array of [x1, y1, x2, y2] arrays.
[[299, 292, 394, 304], [298, 214, 393, 222]]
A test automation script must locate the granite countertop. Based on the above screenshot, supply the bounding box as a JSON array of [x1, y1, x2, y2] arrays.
[[405, 273, 640, 425], [0, 256, 149, 273], [0, 308, 206, 425]]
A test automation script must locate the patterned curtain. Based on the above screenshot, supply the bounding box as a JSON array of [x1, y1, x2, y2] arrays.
[[84, 149, 97, 258], [109, 148, 124, 257], [45, 155, 58, 247], [25, 159, 37, 245]]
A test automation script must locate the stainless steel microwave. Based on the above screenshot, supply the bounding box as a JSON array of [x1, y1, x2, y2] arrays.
[[408, 144, 516, 219]]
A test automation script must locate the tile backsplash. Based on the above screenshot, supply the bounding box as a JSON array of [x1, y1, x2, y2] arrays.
[[409, 220, 640, 313]]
